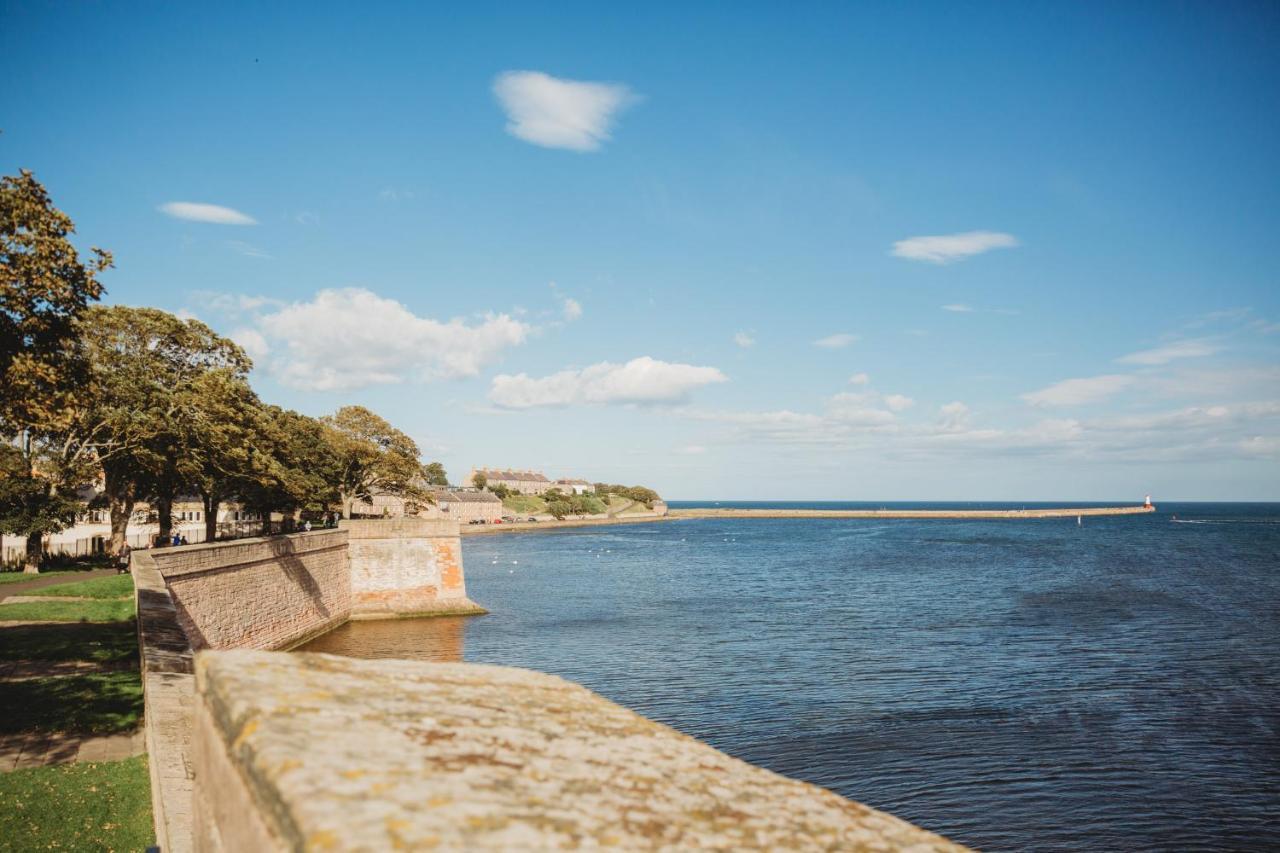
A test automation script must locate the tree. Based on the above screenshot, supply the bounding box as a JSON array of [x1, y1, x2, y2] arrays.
[[1, 170, 112, 434], [546, 499, 572, 520], [0, 170, 111, 570], [422, 462, 448, 486], [238, 406, 340, 523], [471, 471, 487, 490], [321, 406, 423, 518], [78, 306, 254, 553]]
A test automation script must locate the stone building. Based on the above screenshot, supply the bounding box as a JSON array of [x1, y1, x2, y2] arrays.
[[554, 479, 594, 495], [467, 468, 552, 495], [437, 490, 504, 524]]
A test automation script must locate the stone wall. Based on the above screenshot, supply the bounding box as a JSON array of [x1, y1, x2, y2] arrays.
[[192, 650, 968, 851], [152, 530, 351, 651], [343, 518, 483, 619]]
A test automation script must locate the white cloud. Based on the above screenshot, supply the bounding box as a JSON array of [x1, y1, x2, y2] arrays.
[[159, 202, 257, 225], [1116, 338, 1218, 366], [229, 327, 270, 361], [733, 331, 756, 348], [1022, 374, 1134, 407], [885, 394, 915, 412], [561, 296, 583, 321], [677, 445, 708, 455], [849, 372, 870, 385], [938, 401, 971, 432], [813, 333, 858, 349], [493, 70, 636, 152], [254, 288, 529, 391], [490, 356, 727, 409], [942, 304, 974, 313], [892, 231, 1018, 264]]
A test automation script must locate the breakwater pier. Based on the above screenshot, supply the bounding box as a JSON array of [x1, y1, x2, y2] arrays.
[[670, 504, 1156, 520]]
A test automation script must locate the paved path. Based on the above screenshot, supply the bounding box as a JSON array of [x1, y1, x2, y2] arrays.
[[0, 569, 118, 600], [0, 728, 145, 773]]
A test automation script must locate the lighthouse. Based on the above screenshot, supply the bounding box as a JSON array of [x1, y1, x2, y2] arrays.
[[1144, 494, 1152, 507]]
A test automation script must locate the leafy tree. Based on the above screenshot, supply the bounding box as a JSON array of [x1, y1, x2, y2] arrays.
[[238, 406, 340, 523], [546, 499, 572, 520], [78, 306, 254, 552], [0, 171, 111, 570], [422, 462, 448, 486], [471, 471, 487, 490], [488, 483, 509, 499], [0, 170, 112, 435], [321, 406, 423, 518]]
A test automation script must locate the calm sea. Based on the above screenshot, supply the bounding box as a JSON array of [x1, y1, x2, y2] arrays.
[[302, 502, 1280, 851]]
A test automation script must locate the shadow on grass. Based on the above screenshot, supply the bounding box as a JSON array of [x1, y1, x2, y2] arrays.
[[0, 671, 143, 735], [0, 620, 138, 664]]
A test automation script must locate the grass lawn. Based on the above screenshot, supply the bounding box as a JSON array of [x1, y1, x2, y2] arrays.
[[0, 671, 143, 735], [0, 620, 138, 664], [502, 495, 548, 515], [0, 755, 153, 852], [19, 573, 134, 600], [0, 598, 135, 623]]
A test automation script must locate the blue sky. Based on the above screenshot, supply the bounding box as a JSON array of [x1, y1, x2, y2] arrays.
[[4, 1, 1278, 500]]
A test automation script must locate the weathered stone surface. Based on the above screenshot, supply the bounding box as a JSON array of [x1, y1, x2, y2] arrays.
[[342, 519, 484, 619], [195, 650, 967, 851]]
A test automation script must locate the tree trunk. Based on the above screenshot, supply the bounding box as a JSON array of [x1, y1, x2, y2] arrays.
[[24, 531, 41, 573], [203, 492, 218, 543], [156, 493, 174, 546], [109, 498, 134, 557]]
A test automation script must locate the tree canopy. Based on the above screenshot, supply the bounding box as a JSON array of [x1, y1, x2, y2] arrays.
[[321, 406, 424, 518]]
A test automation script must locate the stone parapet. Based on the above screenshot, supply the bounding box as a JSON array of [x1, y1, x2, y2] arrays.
[[341, 518, 484, 619], [193, 650, 967, 852]]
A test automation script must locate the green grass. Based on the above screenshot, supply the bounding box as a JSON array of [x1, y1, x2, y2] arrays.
[[0, 755, 153, 852], [19, 573, 134, 600], [0, 620, 138, 664], [0, 598, 136, 623], [0, 671, 143, 735], [502, 495, 548, 514]]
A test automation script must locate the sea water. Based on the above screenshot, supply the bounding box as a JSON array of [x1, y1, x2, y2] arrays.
[[301, 502, 1280, 851]]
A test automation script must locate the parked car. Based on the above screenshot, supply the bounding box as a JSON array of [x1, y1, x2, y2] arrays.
[[526, 517, 539, 523]]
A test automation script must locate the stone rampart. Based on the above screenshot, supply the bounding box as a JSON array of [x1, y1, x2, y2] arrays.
[[151, 530, 351, 651], [192, 650, 967, 851], [342, 518, 483, 618]]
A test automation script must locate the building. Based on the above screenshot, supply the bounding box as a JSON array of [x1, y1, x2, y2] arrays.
[[554, 479, 595, 495], [467, 468, 552, 496], [437, 490, 504, 524]]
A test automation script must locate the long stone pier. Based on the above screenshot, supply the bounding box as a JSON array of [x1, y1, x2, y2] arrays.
[[670, 504, 1156, 520]]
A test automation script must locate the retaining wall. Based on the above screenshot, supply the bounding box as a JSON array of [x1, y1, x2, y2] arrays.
[[151, 530, 351, 651]]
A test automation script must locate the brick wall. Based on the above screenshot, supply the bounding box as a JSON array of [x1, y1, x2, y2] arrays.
[[152, 530, 351, 651]]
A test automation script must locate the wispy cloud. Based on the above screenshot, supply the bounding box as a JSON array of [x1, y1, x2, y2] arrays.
[[493, 70, 636, 152], [813, 333, 858, 349], [733, 331, 756, 348], [159, 202, 256, 225], [849, 372, 870, 385], [1116, 338, 1218, 366], [490, 356, 727, 408], [1022, 374, 1134, 407], [892, 231, 1018, 264], [227, 240, 272, 259], [942, 304, 974, 313], [378, 188, 415, 202]]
